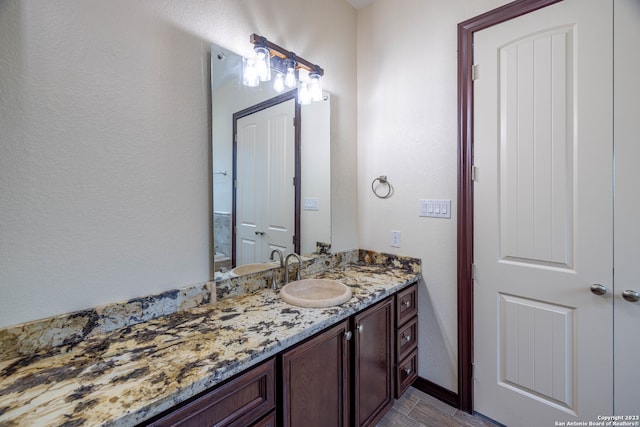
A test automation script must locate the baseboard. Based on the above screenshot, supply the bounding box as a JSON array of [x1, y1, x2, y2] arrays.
[[412, 376, 459, 409]]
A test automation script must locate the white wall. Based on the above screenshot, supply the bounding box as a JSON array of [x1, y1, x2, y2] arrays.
[[301, 95, 332, 255], [356, 0, 511, 392], [0, 0, 357, 328]]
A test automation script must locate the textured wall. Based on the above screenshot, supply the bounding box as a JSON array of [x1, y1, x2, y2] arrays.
[[0, 0, 357, 327], [356, 0, 511, 392]]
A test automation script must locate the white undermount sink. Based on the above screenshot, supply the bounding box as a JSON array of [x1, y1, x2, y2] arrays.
[[230, 263, 275, 276], [279, 279, 353, 308]]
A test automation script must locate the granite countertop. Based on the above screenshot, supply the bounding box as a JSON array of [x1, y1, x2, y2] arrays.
[[0, 255, 420, 427]]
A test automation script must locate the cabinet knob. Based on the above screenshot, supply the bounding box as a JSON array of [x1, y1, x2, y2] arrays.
[[345, 331, 353, 341], [590, 284, 607, 296], [403, 367, 412, 375], [357, 324, 364, 334], [622, 290, 640, 303], [402, 300, 411, 308], [401, 334, 411, 343]]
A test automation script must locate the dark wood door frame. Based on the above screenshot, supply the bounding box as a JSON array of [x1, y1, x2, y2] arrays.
[[231, 90, 301, 267], [456, 0, 563, 413]]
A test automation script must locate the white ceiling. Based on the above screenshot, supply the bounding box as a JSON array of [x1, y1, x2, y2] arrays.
[[346, 0, 376, 9]]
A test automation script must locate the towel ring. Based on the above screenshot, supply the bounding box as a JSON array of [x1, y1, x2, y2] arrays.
[[372, 175, 393, 199]]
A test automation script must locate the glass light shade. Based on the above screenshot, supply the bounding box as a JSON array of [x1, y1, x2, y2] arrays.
[[309, 73, 322, 102], [254, 46, 271, 82], [273, 73, 285, 93], [242, 57, 259, 87], [285, 62, 297, 88], [298, 82, 311, 105]]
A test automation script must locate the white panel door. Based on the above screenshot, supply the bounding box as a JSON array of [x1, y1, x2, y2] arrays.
[[236, 119, 261, 264], [236, 99, 295, 265], [473, 1, 613, 425], [613, 0, 640, 415]]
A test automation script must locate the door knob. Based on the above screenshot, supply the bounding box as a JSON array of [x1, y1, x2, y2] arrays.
[[622, 290, 640, 303], [590, 284, 607, 296]]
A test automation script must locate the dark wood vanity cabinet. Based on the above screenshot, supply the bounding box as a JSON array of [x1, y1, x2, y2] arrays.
[[281, 320, 351, 427], [395, 282, 419, 397], [145, 358, 276, 427], [352, 296, 395, 427], [281, 297, 395, 427]]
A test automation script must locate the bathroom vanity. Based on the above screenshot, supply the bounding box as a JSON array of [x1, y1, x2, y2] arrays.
[[146, 286, 417, 427], [0, 250, 420, 426]]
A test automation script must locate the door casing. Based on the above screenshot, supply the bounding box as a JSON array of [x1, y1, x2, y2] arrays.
[[232, 90, 301, 266]]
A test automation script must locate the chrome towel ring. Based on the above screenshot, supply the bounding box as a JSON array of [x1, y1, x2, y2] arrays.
[[372, 175, 393, 199]]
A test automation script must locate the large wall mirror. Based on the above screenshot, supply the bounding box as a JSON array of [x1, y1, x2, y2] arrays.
[[211, 44, 331, 276]]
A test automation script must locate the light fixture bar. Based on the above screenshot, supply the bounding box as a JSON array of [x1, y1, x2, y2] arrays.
[[250, 34, 324, 77]]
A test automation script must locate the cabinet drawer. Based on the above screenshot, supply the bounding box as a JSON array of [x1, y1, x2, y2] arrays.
[[396, 348, 418, 398], [396, 283, 418, 326], [252, 410, 276, 427], [396, 316, 418, 362], [148, 358, 275, 427]]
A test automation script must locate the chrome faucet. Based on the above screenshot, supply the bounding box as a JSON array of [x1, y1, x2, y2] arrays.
[[284, 253, 303, 285], [270, 249, 284, 290]]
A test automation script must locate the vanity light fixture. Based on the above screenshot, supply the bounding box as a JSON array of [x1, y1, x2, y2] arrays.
[[273, 73, 285, 93], [298, 82, 311, 105], [284, 58, 297, 89], [243, 34, 325, 104], [309, 69, 323, 102], [242, 57, 259, 87], [253, 44, 271, 82]]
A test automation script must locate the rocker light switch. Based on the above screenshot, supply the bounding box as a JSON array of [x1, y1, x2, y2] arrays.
[[303, 197, 319, 211], [419, 199, 451, 219]]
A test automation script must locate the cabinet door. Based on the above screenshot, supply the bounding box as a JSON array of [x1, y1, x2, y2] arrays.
[[281, 320, 350, 427], [353, 297, 394, 427]]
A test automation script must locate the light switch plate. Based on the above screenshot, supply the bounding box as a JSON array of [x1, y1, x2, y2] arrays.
[[419, 199, 451, 218], [303, 197, 319, 211]]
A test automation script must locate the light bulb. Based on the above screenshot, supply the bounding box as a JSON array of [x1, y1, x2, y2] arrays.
[[309, 72, 322, 102], [254, 46, 271, 82], [273, 73, 285, 93], [242, 57, 259, 87], [285, 60, 297, 88], [298, 82, 311, 105]]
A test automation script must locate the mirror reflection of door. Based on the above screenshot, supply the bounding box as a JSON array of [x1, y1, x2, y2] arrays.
[[233, 96, 298, 266]]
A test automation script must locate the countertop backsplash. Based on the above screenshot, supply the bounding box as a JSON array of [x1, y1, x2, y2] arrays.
[[0, 250, 419, 362]]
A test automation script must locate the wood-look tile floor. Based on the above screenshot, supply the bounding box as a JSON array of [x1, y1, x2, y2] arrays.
[[377, 387, 502, 427]]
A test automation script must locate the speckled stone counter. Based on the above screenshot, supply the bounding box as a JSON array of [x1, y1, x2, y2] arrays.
[[0, 250, 420, 427]]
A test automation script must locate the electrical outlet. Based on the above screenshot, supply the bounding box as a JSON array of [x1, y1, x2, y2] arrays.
[[391, 230, 401, 248]]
